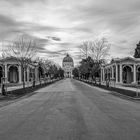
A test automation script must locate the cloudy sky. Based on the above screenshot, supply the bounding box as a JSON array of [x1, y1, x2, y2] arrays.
[[0, 0, 140, 66]]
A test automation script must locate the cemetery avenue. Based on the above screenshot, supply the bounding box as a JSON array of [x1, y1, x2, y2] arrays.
[[0, 79, 140, 140]]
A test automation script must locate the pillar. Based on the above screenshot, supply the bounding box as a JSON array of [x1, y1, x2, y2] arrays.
[[18, 65, 22, 83], [110, 67, 111, 79], [106, 68, 108, 79], [35, 67, 38, 81], [4, 64, 7, 79], [27, 67, 29, 82], [133, 64, 136, 83], [24, 70, 26, 82], [108, 68, 110, 79], [101, 68, 103, 82], [104, 69, 106, 80], [103, 68, 105, 82], [110, 67, 112, 79], [116, 64, 118, 83], [120, 64, 122, 83], [112, 66, 114, 79]]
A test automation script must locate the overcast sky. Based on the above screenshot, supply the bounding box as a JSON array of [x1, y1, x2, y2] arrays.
[[0, 0, 140, 66]]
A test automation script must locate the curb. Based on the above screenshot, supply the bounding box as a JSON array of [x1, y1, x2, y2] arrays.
[[75, 79, 140, 101], [0, 78, 64, 108]]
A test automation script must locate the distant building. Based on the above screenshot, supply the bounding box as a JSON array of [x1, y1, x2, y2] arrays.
[[101, 42, 140, 84], [62, 54, 74, 78]]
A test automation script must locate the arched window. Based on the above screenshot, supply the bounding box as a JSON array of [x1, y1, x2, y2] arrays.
[[123, 65, 133, 84], [0, 66, 3, 83], [8, 65, 19, 83]]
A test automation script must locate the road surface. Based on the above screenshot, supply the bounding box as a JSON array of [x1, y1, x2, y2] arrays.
[[0, 79, 140, 140]]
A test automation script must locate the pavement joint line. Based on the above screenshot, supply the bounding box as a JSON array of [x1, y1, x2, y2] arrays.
[[76, 79, 140, 101]]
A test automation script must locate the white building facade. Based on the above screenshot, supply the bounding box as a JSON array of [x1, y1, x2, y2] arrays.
[[101, 57, 140, 84], [0, 57, 41, 85], [62, 54, 74, 78]]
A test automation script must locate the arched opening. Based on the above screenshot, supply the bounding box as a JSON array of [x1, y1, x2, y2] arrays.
[[8, 66, 19, 83], [137, 66, 140, 82], [108, 68, 111, 80], [0, 66, 3, 83], [123, 66, 133, 84], [105, 69, 107, 80], [113, 66, 116, 79], [38, 66, 44, 79], [67, 72, 69, 78]]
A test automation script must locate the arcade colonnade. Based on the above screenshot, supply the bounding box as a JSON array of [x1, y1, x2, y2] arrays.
[[101, 57, 140, 84], [64, 71, 73, 78], [0, 64, 38, 84], [0, 58, 40, 84]]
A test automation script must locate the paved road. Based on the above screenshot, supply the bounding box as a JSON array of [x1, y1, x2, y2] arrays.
[[0, 79, 140, 140]]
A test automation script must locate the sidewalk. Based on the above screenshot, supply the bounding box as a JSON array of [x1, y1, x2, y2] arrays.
[[0, 79, 63, 104], [101, 81, 140, 93], [76, 78, 140, 98], [0, 79, 57, 94]]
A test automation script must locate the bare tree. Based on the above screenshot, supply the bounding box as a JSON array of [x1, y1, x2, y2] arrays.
[[80, 41, 92, 59], [78, 37, 110, 82], [79, 38, 110, 61], [36, 58, 52, 80], [3, 35, 37, 88], [90, 37, 110, 82], [90, 37, 110, 62]]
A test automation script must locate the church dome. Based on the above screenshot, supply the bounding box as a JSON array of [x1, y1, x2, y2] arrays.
[[63, 54, 73, 63]]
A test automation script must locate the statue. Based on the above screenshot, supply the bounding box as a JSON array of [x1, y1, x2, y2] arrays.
[[134, 42, 140, 58]]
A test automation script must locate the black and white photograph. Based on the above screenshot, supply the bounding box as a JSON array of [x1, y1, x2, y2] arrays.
[[0, 0, 140, 139]]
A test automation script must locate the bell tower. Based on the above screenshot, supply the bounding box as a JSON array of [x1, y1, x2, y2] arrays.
[[134, 42, 140, 58]]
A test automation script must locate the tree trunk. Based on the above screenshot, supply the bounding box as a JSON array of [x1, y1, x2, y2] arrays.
[[33, 73, 35, 87], [22, 66, 25, 88]]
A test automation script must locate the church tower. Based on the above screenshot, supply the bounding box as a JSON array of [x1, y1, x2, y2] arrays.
[[134, 42, 140, 58]]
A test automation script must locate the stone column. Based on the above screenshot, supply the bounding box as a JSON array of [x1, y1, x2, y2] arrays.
[[133, 64, 136, 83], [103, 68, 105, 82], [108, 68, 110, 79], [4, 64, 7, 79], [112, 66, 114, 79], [27, 67, 30, 82], [18, 65, 22, 83], [104, 69, 106, 81], [106, 68, 108, 79], [110, 67, 112, 80], [35, 67, 38, 81], [101, 68, 102, 82], [24, 70, 26, 83], [108, 68, 110, 80], [116, 64, 118, 83], [120, 64, 122, 83]]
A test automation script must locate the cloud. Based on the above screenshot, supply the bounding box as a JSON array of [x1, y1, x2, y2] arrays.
[[0, 0, 140, 65], [0, 14, 19, 27], [3, 0, 47, 6], [39, 49, 67, 55]]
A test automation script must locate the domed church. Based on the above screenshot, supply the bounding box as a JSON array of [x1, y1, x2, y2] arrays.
[[62, 54, 74, 78]]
